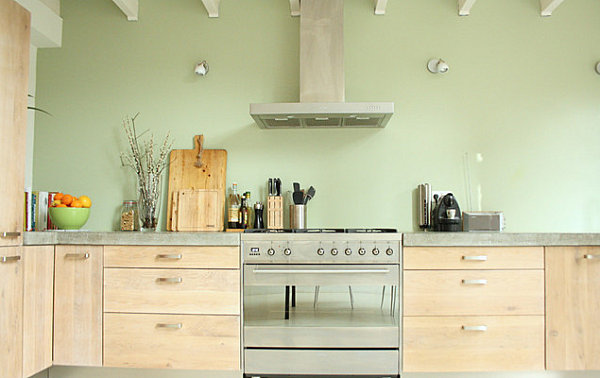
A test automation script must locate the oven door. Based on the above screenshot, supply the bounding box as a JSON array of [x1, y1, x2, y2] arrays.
[[244, 264, 400, 348]]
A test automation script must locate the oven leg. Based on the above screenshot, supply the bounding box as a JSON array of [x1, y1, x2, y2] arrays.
[[285, 285, 290, 320], [291, 285, 296, 307], [381, 286, 386, 308], [313, 285, 320, 308], [348, 286, 354, 309]]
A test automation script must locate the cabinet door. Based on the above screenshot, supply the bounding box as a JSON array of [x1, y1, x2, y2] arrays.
[[54, 245, 103, 366], [546, 246, 600, 370], [0, 0, 30, 247], [0, 247, 23, 378], [22, 246, 54, 377]]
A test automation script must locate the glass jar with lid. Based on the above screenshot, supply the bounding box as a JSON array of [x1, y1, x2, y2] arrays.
[[120, 200, 139, 231]]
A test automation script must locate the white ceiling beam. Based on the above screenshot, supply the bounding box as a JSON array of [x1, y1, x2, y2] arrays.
[[458, 0, 477, 16], [374, 0, 388, 15], [15, 0, 63, 47], [112, 0, 138, 21], [201, 0, 221, 18], [289, 0, 300, 17], [541, 0, 565, 16]]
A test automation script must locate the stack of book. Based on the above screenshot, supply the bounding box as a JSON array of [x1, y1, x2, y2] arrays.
[[24, 190, 59, 231]]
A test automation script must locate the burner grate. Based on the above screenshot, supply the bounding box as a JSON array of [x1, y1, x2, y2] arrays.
[[243, 228, 397, 233]]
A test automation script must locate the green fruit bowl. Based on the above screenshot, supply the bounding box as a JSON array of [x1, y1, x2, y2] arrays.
[[49, 207, 90, 230]]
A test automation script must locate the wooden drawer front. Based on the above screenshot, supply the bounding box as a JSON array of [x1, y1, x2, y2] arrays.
[[404, 247, 544, 270], [404, 270, 544, 316], [104, 313, 240, 370], [104, 245, 239, 269], [104, 268, 240, 315], [403, 315, 544, 372]]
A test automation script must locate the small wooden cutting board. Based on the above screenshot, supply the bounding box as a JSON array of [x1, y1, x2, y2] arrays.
[[166, 135, 227, 231]]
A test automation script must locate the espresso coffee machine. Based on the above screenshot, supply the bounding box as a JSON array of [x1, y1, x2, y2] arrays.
[[418, 183, 462, 232]]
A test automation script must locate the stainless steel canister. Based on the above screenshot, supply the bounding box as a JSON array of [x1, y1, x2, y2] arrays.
[[289, 204, 306, 229]]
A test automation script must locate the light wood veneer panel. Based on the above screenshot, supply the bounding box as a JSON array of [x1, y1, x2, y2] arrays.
[[404, 247, 544, 270], [104, 245, 239, 269]]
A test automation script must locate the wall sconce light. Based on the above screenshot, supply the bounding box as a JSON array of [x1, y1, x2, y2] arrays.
[[595, 62, 600, 75], [427, 58, 449, 74], [194, 61, 209, 76]]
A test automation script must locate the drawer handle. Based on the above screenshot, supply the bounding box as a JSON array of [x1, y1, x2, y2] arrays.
[[462, 279, 487, 285], [0, 255, 21, 263], [65, 253, 90, 260], [462, 325, 488, 332], [462, 255, 488, 261], [156, 277, 183, 284], [156, 323, 182, 329], [584, 254, 600, 260], [0, 232, 20, 238], [156, 254, 182, 260]]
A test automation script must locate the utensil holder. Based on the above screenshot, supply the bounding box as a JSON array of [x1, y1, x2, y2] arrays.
[[267, 196, 283, 229], [289, 204, 307, 229]]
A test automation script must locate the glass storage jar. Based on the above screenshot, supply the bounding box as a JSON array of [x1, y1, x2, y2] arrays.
[[120, 200, 139, 231]]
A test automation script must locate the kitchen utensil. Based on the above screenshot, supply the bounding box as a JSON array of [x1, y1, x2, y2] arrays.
[[432, 193, 462, 232], [303, 186, 315, 204], [173, 189, 221, 232], [253, 202, 264, 229], [167, 135, 227, 231], [289, 204, 306, 229], [268, 178, 273, 196], [275, 178, 281, 196], [48, 207, 90, 230], [293, 182, 300, 193], [267, 196, 283, 229]]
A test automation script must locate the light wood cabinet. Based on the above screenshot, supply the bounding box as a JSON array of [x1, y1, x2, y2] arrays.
[[54, 245, 103, 367], [22, 246, 54, 377], [0, 247, 23, 378], [103, 245, 241, 371], [546, 246, 600, 370], [0, 0, 30, 248], [403, 246, 545, 373]]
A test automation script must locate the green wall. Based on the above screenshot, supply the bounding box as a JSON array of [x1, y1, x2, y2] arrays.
[[34, 0, 600, 232]]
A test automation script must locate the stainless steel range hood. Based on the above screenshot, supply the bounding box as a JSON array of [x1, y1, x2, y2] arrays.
[[250, 0, 394, 129]]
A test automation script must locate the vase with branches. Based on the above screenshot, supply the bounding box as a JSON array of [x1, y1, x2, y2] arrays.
[[120, 113, 172, 231]]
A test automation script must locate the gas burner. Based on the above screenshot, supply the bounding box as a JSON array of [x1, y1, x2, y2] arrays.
[[345, 228, 398, 233], [294, 228, 345, 233], [243, 229, 291, 233]]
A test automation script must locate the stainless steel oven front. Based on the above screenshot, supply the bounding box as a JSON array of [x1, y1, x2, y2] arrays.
[[242, 233, 401, 377]]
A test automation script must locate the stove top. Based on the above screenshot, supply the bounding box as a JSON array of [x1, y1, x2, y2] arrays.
[[244, 228, 397, 233]]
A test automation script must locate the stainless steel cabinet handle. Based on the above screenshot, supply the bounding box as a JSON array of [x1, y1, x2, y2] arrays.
[[0, 255, 21, 263], [462, 325, 487, 332], [156, 254, 182, 260], [462, 279, 487, 285], [253, 269, 390, 274], [156, 323, 182, 329], [0, 232, 20, 238], [65, 253, 90, 260], [462, 255, 488, 261], [156, 277, 183, 283], [584, 254, 600, 260]]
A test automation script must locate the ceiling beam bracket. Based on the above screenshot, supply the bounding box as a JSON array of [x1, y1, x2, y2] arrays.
[[458, 0, 477, 16], [540, 0, 565, 16], [374, 0, 388, 15], [289, 0, 300, 17], [112, 0, 138, 21], [201, 0, 221, 18]]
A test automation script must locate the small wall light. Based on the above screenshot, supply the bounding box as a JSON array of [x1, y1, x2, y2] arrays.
[[194, 61, 209, 76], [595, 62, 600, 75], [427, 58, 449, 74]]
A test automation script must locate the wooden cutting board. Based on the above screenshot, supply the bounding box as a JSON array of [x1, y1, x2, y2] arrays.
[[167, 135, 227, 231], [172, 189, 222, 232]]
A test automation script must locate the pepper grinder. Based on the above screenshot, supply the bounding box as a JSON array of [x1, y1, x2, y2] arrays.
[[253, 202, 264, 229]]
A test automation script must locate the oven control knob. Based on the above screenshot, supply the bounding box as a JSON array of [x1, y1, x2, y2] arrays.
[[317, 248, 325, 256], [345, 248, 352, 255], [284, 248, 292, 256], [331, 248, 339, 256], [358, 247, 366, 255], [372, 248, 380, 255], [267, 248, 275, 256], [386, 248, 394, 256]]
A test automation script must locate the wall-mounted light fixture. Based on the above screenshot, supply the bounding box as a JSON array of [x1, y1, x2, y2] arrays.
[[595, 62, 600, 75], [194, 61, 209, 76], [427, 58, 449, 74]]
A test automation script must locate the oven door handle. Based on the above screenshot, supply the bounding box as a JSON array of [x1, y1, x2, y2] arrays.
[[252, 269, 390, 274]]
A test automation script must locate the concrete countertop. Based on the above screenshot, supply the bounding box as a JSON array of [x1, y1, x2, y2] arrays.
[[403, 232, 600, 247], [23, 231, 241, 246]]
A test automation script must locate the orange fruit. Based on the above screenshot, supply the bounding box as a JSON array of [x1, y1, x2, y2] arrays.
[[71, 200, 83, 208], [61, 194, 73, 206], [56, 204, 67, 208], [54, 193, 64, 201], [79, 195, 92, 208]]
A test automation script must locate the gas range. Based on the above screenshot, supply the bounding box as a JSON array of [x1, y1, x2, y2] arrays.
[[241, 228, 402, 264]]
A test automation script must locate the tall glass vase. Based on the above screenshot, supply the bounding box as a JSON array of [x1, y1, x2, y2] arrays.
[[137, 172, 161, 232]]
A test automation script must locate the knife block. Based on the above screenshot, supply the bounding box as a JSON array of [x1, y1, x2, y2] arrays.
[[267, 196, 283, 230]]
